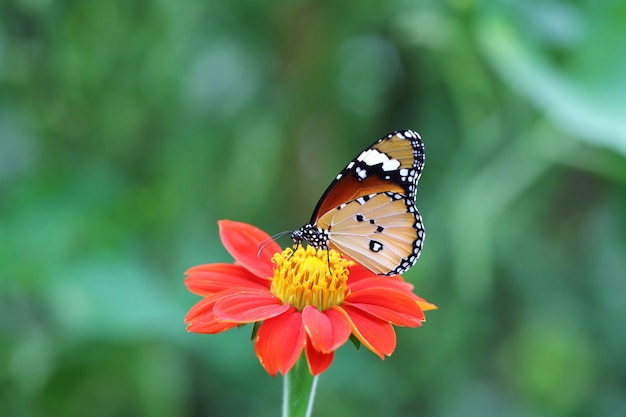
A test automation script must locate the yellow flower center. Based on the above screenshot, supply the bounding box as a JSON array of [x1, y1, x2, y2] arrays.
[[270, 246, 351, 311]]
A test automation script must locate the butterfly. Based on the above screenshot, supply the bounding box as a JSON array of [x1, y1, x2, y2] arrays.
[[290, 129, 425, 276]]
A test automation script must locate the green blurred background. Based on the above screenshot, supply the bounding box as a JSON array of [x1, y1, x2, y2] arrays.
[[2, 0, 625, 416]]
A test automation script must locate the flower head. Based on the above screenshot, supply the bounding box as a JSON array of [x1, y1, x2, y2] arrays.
[[185, 220, 436, 376]]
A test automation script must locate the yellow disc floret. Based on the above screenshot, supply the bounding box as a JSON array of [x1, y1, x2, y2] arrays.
[[270, 246, 351, 311]]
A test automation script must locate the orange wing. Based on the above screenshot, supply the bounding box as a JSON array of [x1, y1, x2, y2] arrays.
[[317, 192, 424, 275], [310, 130, 424, 222]]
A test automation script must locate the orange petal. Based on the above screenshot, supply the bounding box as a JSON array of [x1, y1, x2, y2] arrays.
[[254, 308, 305, 377], [348, 276, 414, 294], [302, 306, 353, 354], [340, 305, 396, 358], [184, 297, 239, 334], [186, 319, 239, 334], [185, 263, 270, 296], [324, 307, 353, 351], [346, 263, 378, 283], [302, 306, 332, 352], [214, 291, 290, 323], [219, 220, 281, 279], [184, 288, 247, 322], [305, 338, 334, 376], [185, 296, 218, 323], [345, 287, 425, 326], [415, 296, 438, 311]]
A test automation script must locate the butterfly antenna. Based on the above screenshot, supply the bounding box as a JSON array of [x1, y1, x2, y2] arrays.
[[257, 230, 292, 257]]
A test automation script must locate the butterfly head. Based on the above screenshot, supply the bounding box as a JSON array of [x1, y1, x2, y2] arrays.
[[291, 224, 329, 250]]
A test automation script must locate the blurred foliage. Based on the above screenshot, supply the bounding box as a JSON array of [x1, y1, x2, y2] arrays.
[[1, 0, 626, 416]]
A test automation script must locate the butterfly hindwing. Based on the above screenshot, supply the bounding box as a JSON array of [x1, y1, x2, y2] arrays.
[[310, 130, 424, 223], [316, 192, 424, 275]]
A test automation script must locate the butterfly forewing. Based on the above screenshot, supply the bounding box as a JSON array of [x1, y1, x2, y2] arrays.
[[310, 130, 424, 223], [317, 192, 424, 275]]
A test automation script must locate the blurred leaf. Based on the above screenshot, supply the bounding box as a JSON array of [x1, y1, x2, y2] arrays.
[[477, 11, 626, 156]]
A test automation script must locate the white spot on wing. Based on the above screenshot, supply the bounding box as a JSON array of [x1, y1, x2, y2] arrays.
[[357, 149, 400, 171]]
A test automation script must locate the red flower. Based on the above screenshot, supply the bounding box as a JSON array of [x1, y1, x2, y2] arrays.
[[185, 220, 436, 377]]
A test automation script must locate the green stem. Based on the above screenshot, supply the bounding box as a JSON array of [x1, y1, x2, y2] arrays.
[[282, 355, 319, 417]]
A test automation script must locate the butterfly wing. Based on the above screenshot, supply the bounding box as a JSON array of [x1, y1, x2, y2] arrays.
[[316, 192, 424, 275], [310, 130, 424, 224], [290, 129, 425, 275]]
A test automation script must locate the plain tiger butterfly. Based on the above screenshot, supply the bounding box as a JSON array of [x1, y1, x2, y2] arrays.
[[288, 129, 425, 276]]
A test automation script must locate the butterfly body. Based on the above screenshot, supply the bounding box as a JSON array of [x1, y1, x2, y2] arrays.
[[291, 130, 425, 276]]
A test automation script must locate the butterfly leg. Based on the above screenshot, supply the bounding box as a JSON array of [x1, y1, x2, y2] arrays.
[[326, 249, 332, 275], [286, 242, 299, 260]]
